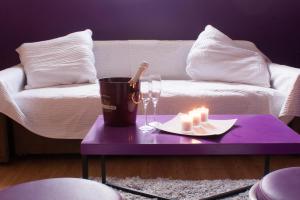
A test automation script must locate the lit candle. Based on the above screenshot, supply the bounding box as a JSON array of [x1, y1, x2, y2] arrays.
[[180, 114, 193, 132], [189, 109, 201, 126], [199, 107, 209, 123]]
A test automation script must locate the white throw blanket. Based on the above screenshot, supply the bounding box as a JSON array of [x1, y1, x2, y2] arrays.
[[0, 64, 299, 139]]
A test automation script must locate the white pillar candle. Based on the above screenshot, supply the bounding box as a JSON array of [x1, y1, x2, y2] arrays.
[[199, 107, 209, 123], [180, 114, 193, 131], [189, 109, 201, 126]]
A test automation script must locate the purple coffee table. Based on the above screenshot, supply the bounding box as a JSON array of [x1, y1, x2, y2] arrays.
[[81, 115, 300, 200]]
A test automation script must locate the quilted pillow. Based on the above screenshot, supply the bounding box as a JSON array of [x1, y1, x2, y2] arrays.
[[186, 25, 271, 87], [16, 29, 97, 89]]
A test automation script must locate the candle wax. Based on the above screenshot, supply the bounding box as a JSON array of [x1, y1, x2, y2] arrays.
[[180, 114, 193, 131], [189, 110, 201, 126]]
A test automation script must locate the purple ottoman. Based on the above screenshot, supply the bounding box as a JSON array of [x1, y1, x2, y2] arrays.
[[249, 167, 300, 200], [0, 178, 122, 200]]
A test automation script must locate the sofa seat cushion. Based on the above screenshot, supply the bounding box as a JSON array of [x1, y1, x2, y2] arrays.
[[157, 81, 284, 115], [13, 81, 284, 139]]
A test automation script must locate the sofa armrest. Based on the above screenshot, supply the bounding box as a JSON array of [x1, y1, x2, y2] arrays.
[[0, 65, 25, 94], [269, 63, 300, 117], [0, 64, 26, 121]]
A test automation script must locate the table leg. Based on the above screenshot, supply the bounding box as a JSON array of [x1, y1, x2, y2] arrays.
[[101, 155, 106, 184], [202, 155, 269, 199], [198, 184, 253, 200], [100, 155, 170, 200], [82, 155, 88, 179], [264, 155, 270, 176]]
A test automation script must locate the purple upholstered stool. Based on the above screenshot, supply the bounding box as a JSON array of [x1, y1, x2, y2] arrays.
[[249, 167, 300, 200], [0, 178, 123, 200]]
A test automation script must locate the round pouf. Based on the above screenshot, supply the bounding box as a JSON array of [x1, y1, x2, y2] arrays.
[[249, 167, 300, 200], [249, 182, 259, 200], [0, 178, 122, 200]]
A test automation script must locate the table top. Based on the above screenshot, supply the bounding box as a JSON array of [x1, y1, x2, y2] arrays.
[[0, 178, 122, 200], [81, 115, 300, 156]]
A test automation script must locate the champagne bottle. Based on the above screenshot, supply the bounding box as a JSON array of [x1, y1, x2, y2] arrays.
[[128, 61, 149, 87]]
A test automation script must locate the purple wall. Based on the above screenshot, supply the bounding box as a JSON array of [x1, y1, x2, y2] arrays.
[[1, 0, 300, 69]]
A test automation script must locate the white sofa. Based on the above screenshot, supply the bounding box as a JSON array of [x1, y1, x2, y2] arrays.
[[0, 40, 300, 140]]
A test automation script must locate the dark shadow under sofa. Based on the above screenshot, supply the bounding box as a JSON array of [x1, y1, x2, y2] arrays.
[[0, 114, 300, 162]]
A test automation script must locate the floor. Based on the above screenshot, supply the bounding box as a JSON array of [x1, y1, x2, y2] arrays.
[[0, 155, 300, 190]]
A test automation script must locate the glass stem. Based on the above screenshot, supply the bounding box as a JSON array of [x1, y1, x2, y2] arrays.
[[144, 103, 148, 126], [153, 103, 157, 122]]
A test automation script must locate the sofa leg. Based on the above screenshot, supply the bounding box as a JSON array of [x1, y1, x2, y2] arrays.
[[0, 114, 11, 163]]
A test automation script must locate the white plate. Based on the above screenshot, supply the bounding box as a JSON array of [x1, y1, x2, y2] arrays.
[[151, 113, 237, 136]]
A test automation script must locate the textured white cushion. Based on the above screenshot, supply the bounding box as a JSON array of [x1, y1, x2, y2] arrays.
[[16, 29, 97, 89], [186, 25, 271, 87]]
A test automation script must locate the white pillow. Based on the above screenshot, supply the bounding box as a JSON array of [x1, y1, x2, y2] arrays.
[[16, 29, 97, 89], [186, 25, 271, 87]]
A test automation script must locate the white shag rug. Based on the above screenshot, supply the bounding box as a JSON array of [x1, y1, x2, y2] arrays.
[[94, 177, 258, 200]]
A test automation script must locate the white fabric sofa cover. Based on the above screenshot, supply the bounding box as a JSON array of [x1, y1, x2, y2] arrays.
[[0, 40, 299, 139]]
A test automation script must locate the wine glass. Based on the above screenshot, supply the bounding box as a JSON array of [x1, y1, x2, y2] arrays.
[[150, 74, 161, 124], [139, 75, 153, 132]]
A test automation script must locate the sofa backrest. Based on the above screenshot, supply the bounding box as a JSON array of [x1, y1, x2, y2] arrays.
[[93, 40, 194, 80]]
